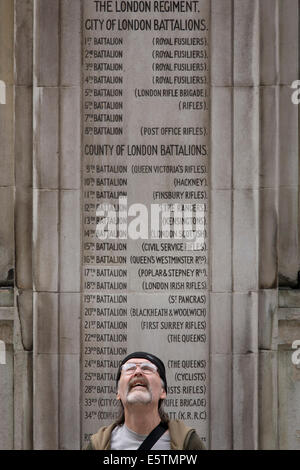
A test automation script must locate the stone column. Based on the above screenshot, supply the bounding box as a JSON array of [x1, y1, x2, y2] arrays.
[[210, 0, 299, 450], [258, 0, 299, 450], [30, 0, 82, 450], [0, 0, 14, 285], [0, 0, 15, 451], [14, 0, 34, 450], [6, 0, 82, 450]]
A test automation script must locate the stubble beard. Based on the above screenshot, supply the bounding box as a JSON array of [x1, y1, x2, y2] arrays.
[[126, 380, 152, 404]]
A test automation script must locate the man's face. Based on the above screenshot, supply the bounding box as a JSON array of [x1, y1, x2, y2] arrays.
[[117, 358, 166, 407]]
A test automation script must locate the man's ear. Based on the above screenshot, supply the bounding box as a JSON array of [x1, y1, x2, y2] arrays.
[[160, 388, 167, 400]]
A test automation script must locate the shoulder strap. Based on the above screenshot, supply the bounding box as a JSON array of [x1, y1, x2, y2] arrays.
[[138, 422, 168, 450]]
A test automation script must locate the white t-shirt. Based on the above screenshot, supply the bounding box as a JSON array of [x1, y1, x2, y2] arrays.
[[110, 424, 171, 450]]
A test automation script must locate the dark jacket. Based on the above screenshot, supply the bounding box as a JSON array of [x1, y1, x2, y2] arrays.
[[86, 420, 206, 450]]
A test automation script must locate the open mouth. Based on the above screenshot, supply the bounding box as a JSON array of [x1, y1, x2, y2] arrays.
[[129, 381, 148, 391]]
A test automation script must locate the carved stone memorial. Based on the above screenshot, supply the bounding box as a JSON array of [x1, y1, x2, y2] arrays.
[[81, 0, 210, 447]]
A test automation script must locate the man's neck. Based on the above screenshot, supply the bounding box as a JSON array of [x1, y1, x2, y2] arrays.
[[123, 405, 161, 435]]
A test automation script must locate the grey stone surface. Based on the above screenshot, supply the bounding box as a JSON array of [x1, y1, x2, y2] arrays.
[[211, 0, 232, 86], [33, 353, 59, 449], [0, 0, 14, 84], [33, 87, 59, 189], [277, 319, 300, 437], [233, 0, 259, 86], [279, 86, 298, 188], [211, 190, 232, 293], [259, 189, 278, 289], [0, 343, 14, 449], [277, 319, 300, 346], [15, 86, 33, 188], [278, 308, 300, 321], [211, 87, 232, 190], [258, 289, 278, 351], [16, 290, 33, 351], [259, 87, 279, 289], [279, 290, 300, 308], [278, 0, 299, 85], [233, 353, 258, 449], [0, 85, 14, 186], [14, 351, 33, 450], [259, 86, 278, 188], [0, 289, 14, 308], [210, 354, 232, 449], [33, 190, 59, 292], [210, 293, 231, 354], [60, 191, 81, 292], [59, 293, 80, 354], [60, 0, 81, 86], [233, 292, 258, 354], [15, 187, 33, 290], [0, 187, 14, 284], [233, 87, 259, 189], [59, 354, 80, 449], [233, 190, 259, 292], [33, 292, 58, 354], [35, 0, 59, 86], [0, 307, 14, 321], [15, 0, 33, 86], [278, 187, 299, 286], [60, 88, 81, 189], [259, 0, 278, 85], [278, 350, 300, 449], [259, 351, 278, 449], [14, 5, 33, 298], [0, 320, 13, 344]]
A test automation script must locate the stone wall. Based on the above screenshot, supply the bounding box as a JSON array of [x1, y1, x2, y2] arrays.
[[0, 0, 15, 451], [210, 0, 299, 449], [0, 0, 299, 450]]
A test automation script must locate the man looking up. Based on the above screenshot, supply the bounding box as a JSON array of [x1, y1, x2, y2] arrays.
[[86, 351, 205, 450]]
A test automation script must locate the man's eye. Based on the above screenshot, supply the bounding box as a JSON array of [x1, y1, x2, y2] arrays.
[[141, 365, 153, 372]]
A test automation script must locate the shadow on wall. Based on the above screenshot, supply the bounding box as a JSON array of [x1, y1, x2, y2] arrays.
[[0, 269, 14, 288], [279, 271, 300, 290]]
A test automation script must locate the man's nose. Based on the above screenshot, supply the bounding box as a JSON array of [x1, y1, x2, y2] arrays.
[[132, 365, 144, 375]]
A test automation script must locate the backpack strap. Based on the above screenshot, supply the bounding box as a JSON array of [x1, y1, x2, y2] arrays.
[[138, 422, 168, 450]]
